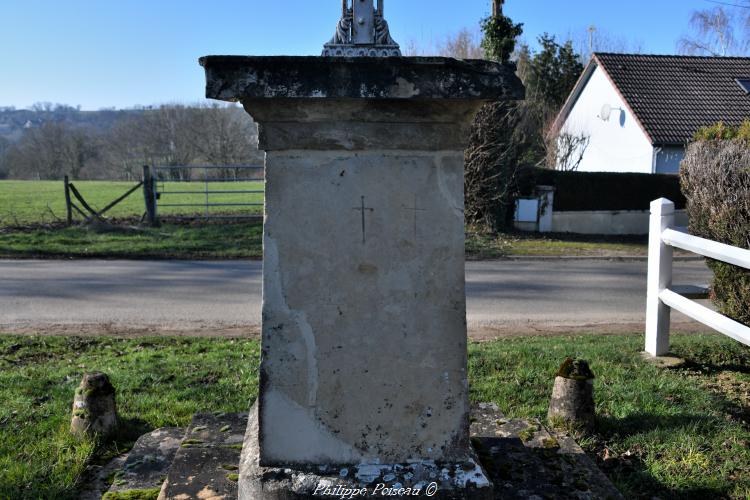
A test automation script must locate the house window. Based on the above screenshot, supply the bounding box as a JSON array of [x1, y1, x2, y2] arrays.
[[736, 78, 750, 94]]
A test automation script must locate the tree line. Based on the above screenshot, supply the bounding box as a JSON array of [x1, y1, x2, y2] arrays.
[[0, 103, 262, 181]]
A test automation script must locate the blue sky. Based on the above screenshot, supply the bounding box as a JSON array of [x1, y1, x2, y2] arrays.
[[0, 0, 714, 110]]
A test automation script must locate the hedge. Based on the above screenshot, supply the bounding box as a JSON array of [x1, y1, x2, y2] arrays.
[[681, 140, 750, 326], [524, 168, 686, 212]]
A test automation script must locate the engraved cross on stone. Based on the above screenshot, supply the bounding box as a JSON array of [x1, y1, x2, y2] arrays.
[[403, 194, 427, 239], [353, 195, 374, 244]]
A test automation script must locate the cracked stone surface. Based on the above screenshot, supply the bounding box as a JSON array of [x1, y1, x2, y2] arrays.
[[159, 412, 246, 500], [471, 403, 624, 500], [199, 56, 524, 102], [106, 427, 184, 495], [239, 402, 493, 500], [239, 403, 623, 500]]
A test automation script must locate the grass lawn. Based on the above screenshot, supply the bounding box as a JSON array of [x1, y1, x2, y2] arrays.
[[465, 231, 649, 258], [0, 180, 264, 226], [0, 333, 747, 499], [0, 225, 647, 260], [0, 222, 264, 259]]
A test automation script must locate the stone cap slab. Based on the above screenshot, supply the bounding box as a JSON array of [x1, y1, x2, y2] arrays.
[[199, 56, 524, 102]]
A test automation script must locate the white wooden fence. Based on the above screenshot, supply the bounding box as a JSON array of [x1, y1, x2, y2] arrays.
[[645, 198, 750, 356]]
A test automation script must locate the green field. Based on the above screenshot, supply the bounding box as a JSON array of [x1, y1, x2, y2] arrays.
[[0, 180, 264, 226], [0, 180, 653, 259], [0, 333, 748, 499]]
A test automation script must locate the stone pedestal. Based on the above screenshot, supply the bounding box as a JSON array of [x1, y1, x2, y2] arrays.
[[200, 56, 523, 499]]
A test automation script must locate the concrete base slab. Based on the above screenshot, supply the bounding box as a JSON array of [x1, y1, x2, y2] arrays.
[[639, 351, 686, 368], [239, 403, 493, 500], [240, 402, 624, 500]]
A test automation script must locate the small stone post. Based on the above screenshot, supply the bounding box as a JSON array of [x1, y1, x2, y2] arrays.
[[547, 358, 596, 432], [71, 372, 118, 437]]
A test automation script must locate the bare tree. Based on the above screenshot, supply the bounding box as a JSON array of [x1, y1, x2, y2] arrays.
[[402, 39, 424, 57], [0, 137, 9, 179], [187, 104, 258, 164], [438, 28, 484, 59], [545, 130, 590, 171], [402, 27, 484, 58], [569, 26, 644, 63], [3, 103, 262, 180], [5, 122, 99, 180], [678, 5, 748, 56]]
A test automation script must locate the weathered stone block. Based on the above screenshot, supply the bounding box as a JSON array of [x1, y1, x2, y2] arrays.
[[71, 372, 117, 437], [200, 54, 523, 499], [261, 149, 468, 464]]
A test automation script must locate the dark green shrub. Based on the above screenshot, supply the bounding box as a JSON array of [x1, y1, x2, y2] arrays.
[[522, 168, 685, 212], [681, 140, 750, 326]]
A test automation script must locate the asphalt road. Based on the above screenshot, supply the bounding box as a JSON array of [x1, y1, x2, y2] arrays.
[[0, 259, 713, 337]]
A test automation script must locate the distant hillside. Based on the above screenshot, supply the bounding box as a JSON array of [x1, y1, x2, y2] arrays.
[[0, 106, 144, 142]]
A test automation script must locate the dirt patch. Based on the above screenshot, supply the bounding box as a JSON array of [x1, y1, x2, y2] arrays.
[[0, 321, 711, 341], [467, 321, 711, 342], [0, 323, 261, 339]]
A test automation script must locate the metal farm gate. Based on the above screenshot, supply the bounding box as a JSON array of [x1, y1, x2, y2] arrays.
[[148, 164, 264, 222]]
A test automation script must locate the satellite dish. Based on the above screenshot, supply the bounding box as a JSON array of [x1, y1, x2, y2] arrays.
[[600, 103, 612, 121]]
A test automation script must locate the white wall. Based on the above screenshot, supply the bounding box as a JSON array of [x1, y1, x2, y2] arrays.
[[549, 210, 689, 235], [560, 65, 655, 174]]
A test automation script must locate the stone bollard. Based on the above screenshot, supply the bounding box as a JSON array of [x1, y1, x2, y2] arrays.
[[547, 358, 596, 432], [71, 372, 118, 437]]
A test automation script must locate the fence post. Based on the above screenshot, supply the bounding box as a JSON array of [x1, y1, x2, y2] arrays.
[[143, 165, 158, 227], [645, 198, 675, 356], [64, 175, 72, 226]]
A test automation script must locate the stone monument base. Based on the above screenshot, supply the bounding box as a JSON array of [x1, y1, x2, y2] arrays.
[[239, 404, 493, 500]]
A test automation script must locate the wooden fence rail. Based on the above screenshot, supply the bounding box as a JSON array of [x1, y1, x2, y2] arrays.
[[63, 170, 147, 226]]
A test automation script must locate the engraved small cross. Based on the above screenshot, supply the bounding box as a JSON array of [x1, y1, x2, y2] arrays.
[[353, 195, 374, 244], [403, 194, 427, 239]]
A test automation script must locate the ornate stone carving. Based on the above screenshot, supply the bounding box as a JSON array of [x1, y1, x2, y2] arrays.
[[323, 0, 401, 57]]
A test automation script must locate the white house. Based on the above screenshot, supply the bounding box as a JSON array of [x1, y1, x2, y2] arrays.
[[552, 53, 750, 174]]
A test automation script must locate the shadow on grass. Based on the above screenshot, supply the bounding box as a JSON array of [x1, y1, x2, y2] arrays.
[[112, 416, 153, 447], [595, 413, 738, 500]]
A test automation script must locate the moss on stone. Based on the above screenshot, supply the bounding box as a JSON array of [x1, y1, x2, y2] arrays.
[[518, 427, 536, 442], [222, 443, 243, 450], [180, 439, 205, 448], [226, 473, 239, 482], [101, 487, 161, 500], [556, 358, 595, 381], [542, 437, 559, 449], [221, 463, 239, 471]]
